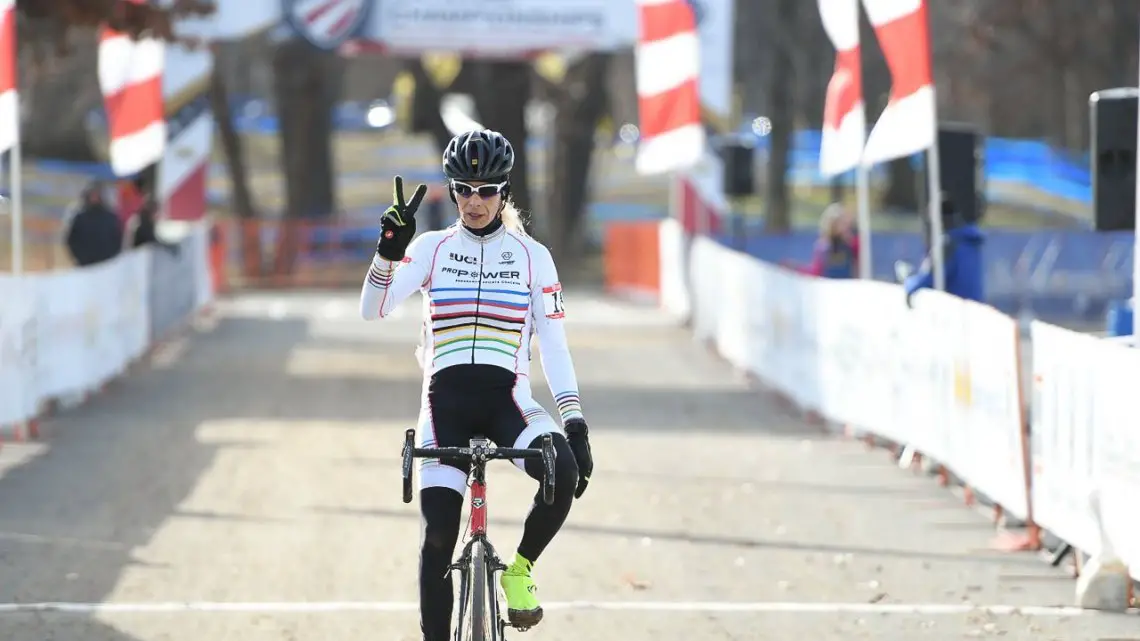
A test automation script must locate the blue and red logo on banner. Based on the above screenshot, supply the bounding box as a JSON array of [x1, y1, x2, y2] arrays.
[[282, 0, 372, 51]]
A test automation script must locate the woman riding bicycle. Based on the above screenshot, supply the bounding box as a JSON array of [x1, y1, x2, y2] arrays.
[[359, 128, 594, 641]]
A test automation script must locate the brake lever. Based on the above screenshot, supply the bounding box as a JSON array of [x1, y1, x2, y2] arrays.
[[401, 428, 415, 504], [541, 433, 556, 506]]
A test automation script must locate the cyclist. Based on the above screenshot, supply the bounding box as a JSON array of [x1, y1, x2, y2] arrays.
[[359, 128, 594, 640]]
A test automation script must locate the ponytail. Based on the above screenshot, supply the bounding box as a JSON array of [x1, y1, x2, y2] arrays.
[[499, 200, 530, 236]]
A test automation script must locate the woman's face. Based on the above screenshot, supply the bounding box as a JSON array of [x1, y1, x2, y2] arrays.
[[453, 180, 505, 229], [835, 214, 853, 236]]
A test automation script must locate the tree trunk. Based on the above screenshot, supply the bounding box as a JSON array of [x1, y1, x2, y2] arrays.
[[408, 59, 458, 154], [309, 50, 346, 217], [471, 61, 534, 224], [764, 0, 797, 234], [882, 157, 919, 213], [210, 49, 258, 220], [829, 177, 844, 204], [547, 53, 610, 266], [271, 39, 321, 279], [18, 29, 102, 160], [210, 45, 262, 278]]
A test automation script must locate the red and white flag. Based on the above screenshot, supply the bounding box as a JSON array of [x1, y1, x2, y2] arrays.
[[860, 0, 935, 165], [818, 0, 864, 177], [0, 0, 17, 154], [634, 0, 704, 175], [98, 1, 166, 176]]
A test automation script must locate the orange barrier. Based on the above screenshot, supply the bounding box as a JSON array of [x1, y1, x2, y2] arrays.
[[216, 218, 388, 290], [602, 220, 661, 301]]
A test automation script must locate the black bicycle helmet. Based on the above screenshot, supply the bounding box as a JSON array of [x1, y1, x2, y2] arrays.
[[442, 129, 515, 181]]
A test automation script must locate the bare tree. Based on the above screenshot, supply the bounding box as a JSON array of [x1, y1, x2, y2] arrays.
[[546, 53, 610, 263], [15, 0, 215, 160], [469, 61, 534, 218], [764, 0, 798, 233]]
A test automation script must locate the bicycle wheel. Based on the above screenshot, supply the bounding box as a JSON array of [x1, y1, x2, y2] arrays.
[[462, 540, 492, 641], [454, 560, 472, 641], [485, 548, 504, 640]]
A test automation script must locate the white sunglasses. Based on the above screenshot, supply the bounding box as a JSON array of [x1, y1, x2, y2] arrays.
[[451, 180, 507, 199]]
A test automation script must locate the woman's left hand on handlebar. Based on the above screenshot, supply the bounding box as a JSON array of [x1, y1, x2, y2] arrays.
[[564, 419, 592, 498]]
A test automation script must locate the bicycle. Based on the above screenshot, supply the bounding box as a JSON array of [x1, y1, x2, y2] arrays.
[[401, 428, 557, 641]]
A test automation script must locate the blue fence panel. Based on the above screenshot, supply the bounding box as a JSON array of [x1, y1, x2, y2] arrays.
[[715, 228, 1133, 323]]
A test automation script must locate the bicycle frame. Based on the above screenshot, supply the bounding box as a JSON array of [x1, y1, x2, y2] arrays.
[[450, 448, 508, 641], [402, 429, 555, 641], [470, 452, 489, 537]]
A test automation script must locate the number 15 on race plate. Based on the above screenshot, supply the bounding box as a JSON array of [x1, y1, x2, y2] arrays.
[[542, 283, 565, 319]]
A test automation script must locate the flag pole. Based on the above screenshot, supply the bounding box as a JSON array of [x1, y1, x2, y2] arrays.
[[9, 124, 20, 275], [922, 2, 943, 291], [855, 162, 872, 279], [1133, 13, 1140, 339], [926, 125, 944, 291], [7, 9, 19, 277]]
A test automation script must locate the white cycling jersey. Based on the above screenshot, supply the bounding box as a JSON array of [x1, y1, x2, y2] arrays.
[[359, 222, 585, 424]]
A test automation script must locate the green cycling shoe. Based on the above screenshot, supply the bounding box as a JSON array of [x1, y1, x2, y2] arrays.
[[500, 553, 543, 629]]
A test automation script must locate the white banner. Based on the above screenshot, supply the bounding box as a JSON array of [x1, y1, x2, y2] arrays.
[[1090, 339, 1140, 578], [1028, 321, 1140, 567], [373, 0, 637, 54], [1029, 321, 1100, 555], [658, 219, 691, 321], [36, 251, 151, 400], [681, 231, 1030, 526], [0, 221, 214, 429], [0, 276, 38, 429], [190, 222, 215, 310]]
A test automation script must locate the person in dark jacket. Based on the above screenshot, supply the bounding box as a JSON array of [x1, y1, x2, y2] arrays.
[[903, 194, 985, 306], [131, 197, 180, 255], [65, 182, 124, 267]]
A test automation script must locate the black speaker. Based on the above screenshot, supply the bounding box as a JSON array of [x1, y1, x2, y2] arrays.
[[1090, 88, 1138, 231], [937, 123, 984, 224], [720, 139, 754, 197]]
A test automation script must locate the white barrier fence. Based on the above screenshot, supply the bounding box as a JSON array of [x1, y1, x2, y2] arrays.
[[0, 221, 214, 432], [662, 219, 1140, 579]]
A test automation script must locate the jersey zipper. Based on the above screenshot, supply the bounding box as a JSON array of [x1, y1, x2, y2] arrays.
[[470, 241, 485, 364]]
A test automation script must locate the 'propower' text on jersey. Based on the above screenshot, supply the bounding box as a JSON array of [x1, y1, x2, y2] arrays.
[[359, 222, 584, 423]]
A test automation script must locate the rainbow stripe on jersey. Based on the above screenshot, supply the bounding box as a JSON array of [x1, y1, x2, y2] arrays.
[[428, 285, 530, 368]]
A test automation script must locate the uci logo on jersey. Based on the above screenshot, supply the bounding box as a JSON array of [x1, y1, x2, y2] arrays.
[[449, 252, 478, 265], [282, 0, 372, 51]]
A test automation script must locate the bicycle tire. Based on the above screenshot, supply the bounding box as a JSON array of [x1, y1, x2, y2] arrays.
[[466, 541, 491, 641], [485, 548, 503, 641], [455, 562, 472, 641]]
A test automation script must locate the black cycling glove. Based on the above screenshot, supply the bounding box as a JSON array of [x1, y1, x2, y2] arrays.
[[377, 175, 427, 262], [564, 418, 593, 498]]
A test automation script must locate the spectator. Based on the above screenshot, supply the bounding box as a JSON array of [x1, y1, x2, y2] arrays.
[[65, 181, 123, 267], [903, 194, 985, 306], [130, 197, 180, 256], [793, 203, 859, 278]]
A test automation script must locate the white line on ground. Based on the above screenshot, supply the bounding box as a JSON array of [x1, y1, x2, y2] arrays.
[[0, 601, 1124, 617]]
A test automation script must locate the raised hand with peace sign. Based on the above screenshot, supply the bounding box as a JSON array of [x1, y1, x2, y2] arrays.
[[376, 175, 429, 262]]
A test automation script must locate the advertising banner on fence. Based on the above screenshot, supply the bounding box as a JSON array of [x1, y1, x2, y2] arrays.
[[372, 0, 637, 54], [0, 277, 37, 428]]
